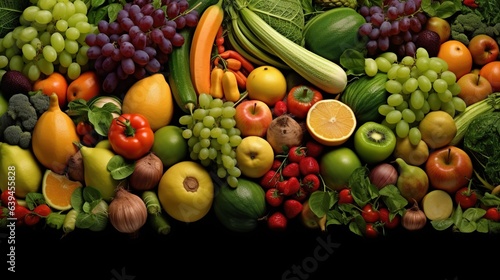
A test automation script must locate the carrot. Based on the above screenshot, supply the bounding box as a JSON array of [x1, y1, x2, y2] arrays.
[[222, 70, 240, 102], [225, 58, 242, 71], [190, 0, 224, 95], [224, 50, 255, 73], [210, 67, 224, 99]]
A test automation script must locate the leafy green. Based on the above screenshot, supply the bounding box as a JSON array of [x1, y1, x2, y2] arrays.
[[66, 98, 119, 136], [235, 0, 305, 45], [0, 0, 30, 37], [463, 111, 500, 187], [107, 155, 135, 180], [421, 0, 461, 19], [71, 186, 109, 232]]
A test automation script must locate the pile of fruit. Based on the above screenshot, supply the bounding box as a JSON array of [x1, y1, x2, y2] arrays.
[[1, 0, 500, 239]]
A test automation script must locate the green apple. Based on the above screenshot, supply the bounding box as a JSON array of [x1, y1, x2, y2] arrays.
[[320, 147, 362, 191]]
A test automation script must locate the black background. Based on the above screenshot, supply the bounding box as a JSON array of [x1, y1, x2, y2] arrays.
[[2, 206, 499, 280]]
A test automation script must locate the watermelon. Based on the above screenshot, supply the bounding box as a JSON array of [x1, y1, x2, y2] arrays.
[[302, 7, 367, 63]]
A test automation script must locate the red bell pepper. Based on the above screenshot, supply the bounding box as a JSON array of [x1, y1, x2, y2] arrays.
[[108, 113, 154, 160], [286, 85, 323, 119], [463, 0, 478, 8]]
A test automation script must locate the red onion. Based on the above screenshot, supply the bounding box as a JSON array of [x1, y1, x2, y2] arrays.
[[369, 163, 398, 189]]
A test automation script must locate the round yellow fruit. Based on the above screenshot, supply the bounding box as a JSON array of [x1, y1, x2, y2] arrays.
[[235, 136, 274, 178], [157, 161, 214, 223], [246, 65, 287, 106], [418, 110, 457, 149], [121, 73, 174, 131]]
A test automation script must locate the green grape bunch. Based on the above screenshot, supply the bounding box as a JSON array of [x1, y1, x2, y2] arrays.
[[366, 47, 467, 146], [179, 93, 243, 188], [0, 0, 95, 82]]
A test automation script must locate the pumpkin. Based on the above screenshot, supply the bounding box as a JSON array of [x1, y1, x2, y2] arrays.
[[213, 178, 267, 233]]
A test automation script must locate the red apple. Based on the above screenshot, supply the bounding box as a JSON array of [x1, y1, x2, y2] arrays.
[[425, 16, 451, 44], [456, 72, 493, 106], [425, 145, 473, 194], [468, 34, 500, 66], [234, 99, 273, 137]]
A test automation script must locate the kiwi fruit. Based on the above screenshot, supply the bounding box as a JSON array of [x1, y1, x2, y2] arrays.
[[353, 121, 397, 164]]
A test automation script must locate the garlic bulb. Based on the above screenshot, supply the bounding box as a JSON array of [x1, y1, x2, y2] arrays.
[[108, 187, 148, 234], [401, 200, 427, 231]]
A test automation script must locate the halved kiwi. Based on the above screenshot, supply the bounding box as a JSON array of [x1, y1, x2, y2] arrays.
[[353, 121, 397, 164]]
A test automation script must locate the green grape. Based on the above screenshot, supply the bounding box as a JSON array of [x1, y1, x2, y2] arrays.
[[364, 58, 378, 77], [379, 51, 398, 64], [415, 47, 429, 59], [208, 107, 222, 118], [210, 127, 222, 138], [440, 70, 457, 85], [27, 63, 40, 81], [227, 167, 241, 178], [74, 0, 88, 14], [220, 118, 235, 129], [422, 69, 438, 83], [65, 27, 80, 41], [186, 137, 197, 148], [387, 64, 400, 80], [221, 106, 236, 118], [414, 110, 425, 122], [202, 115, 215, 128], [440, 101, 455, 117], [452, 96, 467, 112], [52, 2, 67, 20], [387, 93, 404, 107], [35, 10, 53, 25], [395, 100, 409, 111], [8, 55, 24, 72], [193, 108, 207, 120], [198, 147, 209, 160], [381, 119, 396, 130], [408, 127, 422, 146], [217, 167, 227, 178], [198, 93, 212, 108], [227, 127, 240, 136], [401, 108, 416, 123], [30, 37, 42, 49], [410, 90, 425, 110], [2, 32, 15, 48], [56, 20, 68, 32], [403, 77, 419, 93], [192, 142, 201, 154], [199, 127, 211, 139], [401, 56, 414, 67], [417, 75, 432, 92], [410, 66, 420, 78], [23, 6, 40, 22], [396, 65, 411, 79], [22, 44, 37, 60], [58, 50, 72, 67], [182, 129, 193, 139], [385, 110, 402, 124], [210, 139, 221, 150], [217, 134, 229, 145], [375, 56, 392, 73], [395, 119, 410, 138], [378, 104, 395, 116], [208, 147, 218, 160], [15, 38, 24, 49], [209, 98, 223, 108], [63, 2, 76, 20], [75, 21, 92, 34], [67, 62, 81, 80], [229, 135, 242, 147], [67, 13, 87, 28], [39, 0, 57, 10], [385, 79, 402, 94], [64, 39, 79, 54], [427, 93, 442, 111], [192, 122, 204, 137], [227, 176, 239, 188], [19, 27, 38, 43], [415, 57, 430, 73], [220, 143, 231, 155], [189, 151, 198, 161], [437, 89, 453, 103], [179, 115, 193, 125], [433, 78, 448, 94], [43, 45, 58, 62], [429, 58, 444, 73], [449, 83, 461, 96], [433, 57, 449, 71], [0, 55, 8, 68], [200, 158, 211, 167]]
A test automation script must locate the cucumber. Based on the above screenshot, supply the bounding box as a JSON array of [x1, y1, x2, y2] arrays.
[[168, 0, 218, 113]]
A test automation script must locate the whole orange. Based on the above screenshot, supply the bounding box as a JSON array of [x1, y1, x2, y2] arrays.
[[479, 61, 500, 92], [437, 40, 472, 80]]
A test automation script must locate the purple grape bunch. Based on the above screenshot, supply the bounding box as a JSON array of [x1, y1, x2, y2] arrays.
[[85, 0, 199, 93], [358, 0, 428, 58]]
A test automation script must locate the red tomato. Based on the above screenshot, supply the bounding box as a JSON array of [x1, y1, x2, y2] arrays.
[[454, 186, 477, 209], [338, 188, 354, 204], [379, 208, 400, 229], [108, 113, 155, 160], [484, 207, 500, 222], [365, 223, 379, 238], [286, 85, 323, 119], [362, 204, 380, 223]]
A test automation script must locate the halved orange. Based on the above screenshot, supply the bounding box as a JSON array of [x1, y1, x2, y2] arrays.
[[306, 99, 357, 146], [42, 169, 82, 211]]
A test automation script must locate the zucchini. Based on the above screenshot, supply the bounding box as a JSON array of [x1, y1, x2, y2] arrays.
[[449, 92, 500, 146], [237, 7, 347, 94], [168, 0, 218, 113]]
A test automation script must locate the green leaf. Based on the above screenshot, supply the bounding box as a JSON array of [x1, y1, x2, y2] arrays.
[[457, 219, 476, 233], [24, 192, 46, 210], [350, 166, 378, 207], [88, 108, 113, 136], [379, 185, 408, 213], [75, 212, 95, 229], [476, 218, 489, 233], [46, 212, 66, 230], [430, 218, 454, 231], [107, 3, 124, 22], [308, 190, 331, 218], [339, 49, 365, 76], [462, 207, 487, 222], [82, 186, 103, 202], [70, 187, 84, 212], [480, 192, 500, 207], [107, 155, 135, 180], [421, 0, 461, 18]]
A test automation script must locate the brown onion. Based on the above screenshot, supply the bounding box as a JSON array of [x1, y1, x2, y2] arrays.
[[401, 200, 427, 231], [129, 152, 163, 191], [369, 162, 398, 189], [108, 186, 148, 234]]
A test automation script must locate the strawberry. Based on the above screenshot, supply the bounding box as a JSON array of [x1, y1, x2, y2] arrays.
[[286, 176, 301, 196], [282, 162, 300, 178], [302, 173, 321, 193], [24, 213, 40, 226], [299, 157, 320, 176], [273, 100, 288, 117], [288, 146, 307, 163], [33, 204, 52, 217], [283, 199, 303, 219], [13, 205, 30, 221], [271, 159, 284, 171], [1, 190, 16, 207], [305, 139, 324, 158], [260, 170, 280, 189], [265, 188, 284, 207], [267, 211, 287, 231], [292, 187, 308, 202], [276, 180, 289, 195]]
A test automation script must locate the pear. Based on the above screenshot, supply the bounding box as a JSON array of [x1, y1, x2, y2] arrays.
[[0, 143, 42, 198], [80, 145, 119, 201], [300, 200, 326, 232], [395, 157, 429, 203]]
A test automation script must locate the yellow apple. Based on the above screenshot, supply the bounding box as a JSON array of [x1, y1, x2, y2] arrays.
[[425, 16, 451, 44], [457, 72, 493, 106], [235, 136, 274, 178]]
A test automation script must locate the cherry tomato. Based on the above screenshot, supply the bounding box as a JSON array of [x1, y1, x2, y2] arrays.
[[365, 223, 379, 238], [484, 207, 500, 222], [379, 208, 400, 229], [361, 204, 380, 223], [338, 188, 354, 204], [76, 121, 92, 136], [454, 186, 477, 209]]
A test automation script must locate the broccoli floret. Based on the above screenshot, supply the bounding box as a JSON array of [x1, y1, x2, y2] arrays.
[[6, 93, 38, 131], [451, 22, 464, 34], [0, 114, 14, 142], [451, 31, 470, 46], [18, 131, 31, 149], [3, 125, 22, 146], [456, 13, 485, 33], [29, 91, 50, 117]]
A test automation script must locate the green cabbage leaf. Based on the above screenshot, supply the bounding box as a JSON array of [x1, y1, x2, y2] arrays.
[[0, 0, 31, 38]]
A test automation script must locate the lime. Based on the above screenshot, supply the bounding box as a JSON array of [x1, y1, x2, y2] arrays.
[[151, 125, 188, 168]]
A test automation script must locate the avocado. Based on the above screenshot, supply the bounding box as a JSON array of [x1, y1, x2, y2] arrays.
[[0, 70, 32, 99], [414, 30, 441, 57]]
